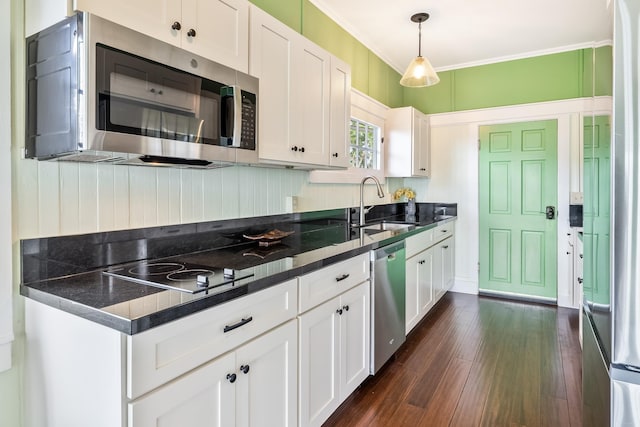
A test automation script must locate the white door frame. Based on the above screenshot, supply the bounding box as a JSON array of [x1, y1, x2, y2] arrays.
[[428, 96, 612, 307]]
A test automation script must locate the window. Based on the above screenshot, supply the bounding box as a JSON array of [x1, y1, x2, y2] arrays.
[[309, 89, 387, 184], [349, 118, 380, 169]]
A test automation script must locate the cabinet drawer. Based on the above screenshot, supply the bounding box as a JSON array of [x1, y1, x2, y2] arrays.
[[433, 222, 455, 244], [406, 228, 434, 259], [127, 279, 298, 399], [298, 253, 369, 313]]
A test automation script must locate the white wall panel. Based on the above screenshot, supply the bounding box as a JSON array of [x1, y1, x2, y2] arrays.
[[201, 168, 224, 220], [58, 162, 79, 236], [78, 163, 99, 233], [113, 165, 130, 229], [155, 168, 171, 226], [18, 160, 39, 238], [37, 161, 60, 236], [97, 164, 115, 231], [221, 167, 240, 219]]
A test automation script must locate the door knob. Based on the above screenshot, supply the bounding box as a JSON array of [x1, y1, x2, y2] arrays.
[[545, 206, 556, 220]]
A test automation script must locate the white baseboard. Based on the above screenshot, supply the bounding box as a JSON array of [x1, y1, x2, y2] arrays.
[[450, 277, 478, 295], [0, 341, 11, 372]]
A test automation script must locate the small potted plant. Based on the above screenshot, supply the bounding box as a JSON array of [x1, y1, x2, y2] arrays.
[[392, 187, 417, 216]]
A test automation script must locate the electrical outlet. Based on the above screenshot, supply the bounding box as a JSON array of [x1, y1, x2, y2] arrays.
[[285, 196, 298, 213]]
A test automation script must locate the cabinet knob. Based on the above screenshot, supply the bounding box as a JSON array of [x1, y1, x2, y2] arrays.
[[419, 260, 425, 265], [187, 28, 197, 38], [171, 21, 182, 31], [343, 305, 349, 312], [420, 168, 426, 171], [336, 308, 343, 315], [240, 364, 250, 374], [226, 373, 237, 383], [291, 146, 298, 152], [299, 147, 305, 153], [332, 153, 339, 158], [577, 277, 584, 284], [443, 245, 449, 249]]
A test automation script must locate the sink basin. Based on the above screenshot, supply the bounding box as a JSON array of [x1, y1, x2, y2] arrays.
[[433, 215, 455, 221], [363, 222, 414, 232]]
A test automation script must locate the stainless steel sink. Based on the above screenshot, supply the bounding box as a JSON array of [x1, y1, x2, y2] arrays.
[[363, 222, 414, 232]]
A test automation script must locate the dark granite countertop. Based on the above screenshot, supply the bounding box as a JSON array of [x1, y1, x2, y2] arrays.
[[21, 204, 457, 335]]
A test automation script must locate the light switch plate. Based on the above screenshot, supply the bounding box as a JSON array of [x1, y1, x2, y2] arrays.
[[570, 192, 584, 204]]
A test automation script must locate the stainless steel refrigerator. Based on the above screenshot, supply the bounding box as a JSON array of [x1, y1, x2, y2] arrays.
[[584, 0, 640, 425]]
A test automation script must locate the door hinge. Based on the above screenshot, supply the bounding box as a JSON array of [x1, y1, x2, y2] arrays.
[[477, 262, 480, 272], [381, 137, 384, 144], [478, 140, 481, 151]]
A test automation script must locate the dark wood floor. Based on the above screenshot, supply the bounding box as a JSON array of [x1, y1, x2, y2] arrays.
[[324, 292, 582, 427]]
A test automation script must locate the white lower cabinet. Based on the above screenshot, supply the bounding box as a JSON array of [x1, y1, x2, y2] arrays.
[[299, 281, 370, 427], [129, 319, 297, 427], [405, 248, 434, 334], [405, 222, 456, 335], [432, 236, 454, 301], [129, 351, 236, 427]]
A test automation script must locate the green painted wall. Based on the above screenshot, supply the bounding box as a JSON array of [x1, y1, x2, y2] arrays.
[[249, 0, 301, 32], [405, 46, 613, 114]]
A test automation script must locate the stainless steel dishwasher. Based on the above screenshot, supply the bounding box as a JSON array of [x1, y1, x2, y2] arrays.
[[371, 241, 406, 373]]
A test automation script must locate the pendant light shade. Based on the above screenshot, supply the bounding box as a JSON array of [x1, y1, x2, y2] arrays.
[[400, 13, 440, 88]]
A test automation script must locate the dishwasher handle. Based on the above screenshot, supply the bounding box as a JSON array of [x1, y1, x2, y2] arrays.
[[373, 241, 405, 261]]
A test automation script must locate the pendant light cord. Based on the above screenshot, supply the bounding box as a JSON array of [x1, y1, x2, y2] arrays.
[[418, 21, 422, 57]]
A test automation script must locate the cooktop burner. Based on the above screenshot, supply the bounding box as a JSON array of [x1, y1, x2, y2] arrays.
[[104, 260, 253, 294]]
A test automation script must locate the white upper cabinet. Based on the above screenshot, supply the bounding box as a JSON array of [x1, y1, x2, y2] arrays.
[[250, 5, 349, 169], [385, 106, 431, 177], [28, 0, 250, 72], [329, 57, 352, 168]]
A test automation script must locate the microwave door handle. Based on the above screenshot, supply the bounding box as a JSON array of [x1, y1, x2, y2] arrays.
[[231, 86, 242, 148]]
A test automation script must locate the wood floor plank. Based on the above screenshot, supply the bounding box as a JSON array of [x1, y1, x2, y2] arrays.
[[323, 293, 583, 427], [419, 357, 473, 426]]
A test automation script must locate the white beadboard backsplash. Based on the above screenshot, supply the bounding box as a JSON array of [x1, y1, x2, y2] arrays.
[[16, 159, 396, 239]]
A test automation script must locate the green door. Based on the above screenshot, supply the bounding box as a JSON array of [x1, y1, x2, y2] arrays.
[[479, 120, 558, 299], [583, 115, 611, 306]]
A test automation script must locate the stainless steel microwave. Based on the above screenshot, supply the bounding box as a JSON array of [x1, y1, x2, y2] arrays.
[[26, 13, 258, 168]]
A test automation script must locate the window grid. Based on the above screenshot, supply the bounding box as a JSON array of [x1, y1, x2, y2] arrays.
[[349, 118, 379, 169]]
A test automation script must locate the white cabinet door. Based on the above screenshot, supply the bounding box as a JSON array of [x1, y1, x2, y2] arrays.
[[441, 237, 455, 292], [329, 56, 351, 168], [250, 6, 297, 164], [236, 320, 298, 427], [385, 107, 431, 178], [181, 0, 249, 72], [432, 240, 444, 301], [433, 236, 454, 301], [74, 0, 248, 72], [414, 113, 430, 177], [250, 5, 335, 168], [405, 255, 420, 334], [418, 250, 435, 315], [129, 351, 236, 427], [299, 297, 340, 427], [339, 282, 370, 401], [406, 249, 434, 334], [291, 37, 330, 165], [74, 0, 182, 48]]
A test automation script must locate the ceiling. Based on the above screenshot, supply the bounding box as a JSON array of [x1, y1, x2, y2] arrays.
[[309, 0, 613, 74]]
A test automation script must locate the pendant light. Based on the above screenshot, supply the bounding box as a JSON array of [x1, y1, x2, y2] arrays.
[[400, 12, 440, 87]]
